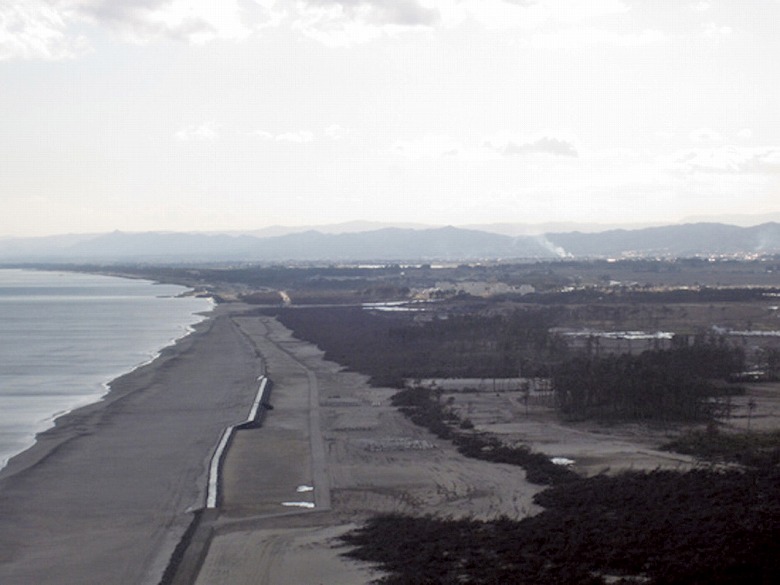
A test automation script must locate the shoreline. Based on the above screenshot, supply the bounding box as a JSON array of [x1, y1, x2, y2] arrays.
[[0, 303, 216, 482], [0, 268, 215, 473], [0, 304, 264, 584]]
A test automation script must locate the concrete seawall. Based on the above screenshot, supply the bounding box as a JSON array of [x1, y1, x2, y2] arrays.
[[161, 375, 273, 585], [206, 376, 271, 508]]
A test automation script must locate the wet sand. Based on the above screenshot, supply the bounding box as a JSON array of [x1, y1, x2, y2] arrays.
[[0, 305, 263, 585]]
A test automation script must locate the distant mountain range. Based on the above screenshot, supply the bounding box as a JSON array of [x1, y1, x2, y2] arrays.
[[1, 222, 779, 264], [547, 222, 780, 258]]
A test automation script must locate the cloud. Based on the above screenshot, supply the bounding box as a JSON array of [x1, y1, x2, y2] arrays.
[[0, 0, 661, 55], [673, 146, 780, 174], [175, 120, 222, 141], [292, 0, 439, 46], [3, 1, 440, 55], [68, 0, 276, 44], [0, 0, 667, 57], [0, 0, 286, 56], [0, 1, 89, 60], [299, 0, 439, 27], [501, 137, 578, 157]]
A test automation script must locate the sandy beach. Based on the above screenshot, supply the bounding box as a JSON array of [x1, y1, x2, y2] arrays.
[[0, 305, 263, 585]]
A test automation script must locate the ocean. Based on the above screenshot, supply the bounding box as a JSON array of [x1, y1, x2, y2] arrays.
[[0, 269, 213, 469]]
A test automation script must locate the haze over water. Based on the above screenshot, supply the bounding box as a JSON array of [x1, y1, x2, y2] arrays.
[[0, 269, 213, 469]]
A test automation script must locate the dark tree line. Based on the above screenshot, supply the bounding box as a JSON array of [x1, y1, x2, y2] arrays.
[[519, 286, 780, 305], [341, 467, 780, 585], [272, 306, 567, 386], [275, 306, 748, 423], [664, 429, 780, 468], [552, 342, 745, 421]]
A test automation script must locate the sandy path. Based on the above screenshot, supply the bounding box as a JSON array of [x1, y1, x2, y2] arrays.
[[0, 306, 262, 585]]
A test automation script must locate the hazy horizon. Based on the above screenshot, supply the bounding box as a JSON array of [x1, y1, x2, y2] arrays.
[[2, 1, 779, 237], [5, 212, 780, 243]]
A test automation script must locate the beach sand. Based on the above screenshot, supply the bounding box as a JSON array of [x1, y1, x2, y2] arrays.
[[0, 305, 263, 585]]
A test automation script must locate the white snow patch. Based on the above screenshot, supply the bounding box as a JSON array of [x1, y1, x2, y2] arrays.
[[551, 457, 575, 466], [282, 501, 315, 509]]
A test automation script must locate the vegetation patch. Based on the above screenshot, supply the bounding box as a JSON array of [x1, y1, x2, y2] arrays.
[[277, 306, 746, 424], [664, 429, 780, 468], [391, 386, 578, 486], [551, 343, 745, 422], [273, 306, 566, 387], [341, 468, 780, 585]]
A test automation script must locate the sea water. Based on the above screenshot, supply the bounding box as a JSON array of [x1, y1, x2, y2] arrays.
[[0, 269, 213, 469]]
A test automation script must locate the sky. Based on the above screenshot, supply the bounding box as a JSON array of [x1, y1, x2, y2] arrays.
[[1, 0, 779, 237]]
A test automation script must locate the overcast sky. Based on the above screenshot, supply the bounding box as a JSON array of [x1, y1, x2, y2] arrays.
[[1, 0, 779, 236]]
